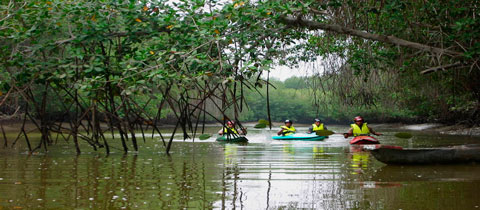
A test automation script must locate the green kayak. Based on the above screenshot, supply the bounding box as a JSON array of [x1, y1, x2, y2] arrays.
[[216, 135, 248, 143], [272, 133, 326, 141]]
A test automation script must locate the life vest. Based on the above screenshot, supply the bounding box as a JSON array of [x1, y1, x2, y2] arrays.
[[350, 123, 370, 137], [281, 125, 296, 136], [312, 123, 324, 131], [223, 127, 238, 135]]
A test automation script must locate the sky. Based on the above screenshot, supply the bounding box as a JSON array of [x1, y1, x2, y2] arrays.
[[267, 60, 324, 81], [268, 66, 306, 81]]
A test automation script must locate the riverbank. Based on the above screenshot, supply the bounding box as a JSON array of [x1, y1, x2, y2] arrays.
[[1, 118, 480, 136], [373, 123, 480, 136], [428, 124, 480, 136]]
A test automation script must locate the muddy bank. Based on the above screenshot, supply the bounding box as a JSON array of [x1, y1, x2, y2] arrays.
[[429, 125, 480, 136], [373, 123, 480, 136]]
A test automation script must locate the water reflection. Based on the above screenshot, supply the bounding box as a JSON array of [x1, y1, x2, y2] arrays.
[[373, 164, 480, 182], [0, 125, 479, 209], [349, 146, 370, 175], [312, 145, 330, 160], [0, 145, 226, 209]]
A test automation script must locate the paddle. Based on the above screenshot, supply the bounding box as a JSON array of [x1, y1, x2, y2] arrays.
[[315, 130, 336, 136]]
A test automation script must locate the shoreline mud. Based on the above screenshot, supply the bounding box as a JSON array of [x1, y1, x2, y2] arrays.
[[374, 123, 480, 136]]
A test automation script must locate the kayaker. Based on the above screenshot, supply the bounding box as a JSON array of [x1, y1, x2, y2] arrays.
[[277, 120, 296, 136], [218, 121, 247, 135], [308, 118, 327, 134], [343, 116, 382, 138]]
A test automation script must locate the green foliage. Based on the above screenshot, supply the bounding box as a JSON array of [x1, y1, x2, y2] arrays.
[[284, 77, 309, 89], [198, 134, 211, 140], [254, 123, 267, 128], [394, 132, 413, 139], [239, 80, 318, 122], [238, 76, 419, 124], [257, 119, 270, 125], [1, 0, 478, 129]]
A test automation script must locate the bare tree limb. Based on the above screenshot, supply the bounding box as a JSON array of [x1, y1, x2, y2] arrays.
[[280, 16, 464, 57], [420, 62, 463, 74]]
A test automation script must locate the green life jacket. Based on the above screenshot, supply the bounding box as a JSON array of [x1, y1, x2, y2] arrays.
[[312, 123, 324, 131], [281, 125, 296, 136], [350, 123, 370, 137]]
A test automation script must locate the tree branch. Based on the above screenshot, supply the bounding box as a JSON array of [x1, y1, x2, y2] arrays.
[[420, 62, 463, 74], [280, 16, 463, 57]]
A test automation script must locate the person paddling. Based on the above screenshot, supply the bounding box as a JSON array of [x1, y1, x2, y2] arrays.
[[277, 120, 296, 136], [218, 121, 246, 135], [343, 116, 382, 138], [308, 118, 327, 134]]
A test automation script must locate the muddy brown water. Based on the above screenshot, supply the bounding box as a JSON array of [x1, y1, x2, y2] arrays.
[[0, 125, 479, 209]]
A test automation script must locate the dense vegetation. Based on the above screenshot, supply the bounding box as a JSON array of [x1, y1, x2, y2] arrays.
[[0, 0, 478, 154], [238, 76, 416, 123]]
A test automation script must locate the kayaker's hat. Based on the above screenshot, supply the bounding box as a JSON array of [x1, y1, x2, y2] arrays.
[[227, 121, 235, 125], [354, 116, 364, 122], [284, 119, 292, 124], [314, 118, 321, 122]]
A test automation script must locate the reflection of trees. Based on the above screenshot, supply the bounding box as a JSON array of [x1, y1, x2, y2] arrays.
[[266, 164, 272, 210], [0, 145, 226, 209], [5, 141, 480, 209], [365, 165, 480, 209], [219, 143, 245, 209], [152, 151, 223, 209], [217, 144, 377, 209]]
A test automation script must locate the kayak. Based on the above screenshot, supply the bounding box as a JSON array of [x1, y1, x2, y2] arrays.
[[216, 135, 248, 143], [272, 133, 326, 141], [350, 136, 380, 145], [363, 144, 480, 165]]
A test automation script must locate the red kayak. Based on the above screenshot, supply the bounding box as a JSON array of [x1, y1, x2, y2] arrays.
[[350, 136, 380, 145]]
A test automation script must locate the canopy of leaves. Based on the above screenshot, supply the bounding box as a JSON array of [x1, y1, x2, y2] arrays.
[[1, 0, 479, 154]]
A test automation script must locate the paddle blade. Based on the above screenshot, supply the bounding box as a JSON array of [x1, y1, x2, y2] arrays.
[[198, 134, 211, 140], [394, 132, 413, 139], [316, 130, 335, 136], [254, 123, 267, 128]]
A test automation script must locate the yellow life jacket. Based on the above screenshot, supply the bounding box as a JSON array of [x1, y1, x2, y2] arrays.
[[281, 125, 296, 136], [223, 127, 238, 135], [312, 123, 324, 131], [350, 123, 370, 137]]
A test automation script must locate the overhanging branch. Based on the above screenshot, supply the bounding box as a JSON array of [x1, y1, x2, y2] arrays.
[[280, 16, 463, 57], [420, 62, 463, 74]]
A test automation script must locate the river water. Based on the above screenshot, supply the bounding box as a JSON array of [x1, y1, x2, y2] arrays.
[[0, 124, 479, 209]]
